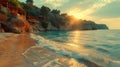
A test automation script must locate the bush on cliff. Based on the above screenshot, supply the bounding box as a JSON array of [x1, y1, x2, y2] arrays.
[[9, 0, 22, 9]]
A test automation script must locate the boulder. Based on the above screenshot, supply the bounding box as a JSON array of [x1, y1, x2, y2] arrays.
[[0, 24, 4, 32], [2, 16, 32, 33], [0, 13, 7, 22]]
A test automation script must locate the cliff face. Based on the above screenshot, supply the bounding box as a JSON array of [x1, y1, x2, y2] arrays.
[[77, 22, 109, 30], [0, 0, 32, 33], [47, 19, 108, 30], [97, 24, 109, 29]]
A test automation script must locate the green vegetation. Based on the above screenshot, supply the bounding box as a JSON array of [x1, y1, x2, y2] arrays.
[[41, 21, 49, 31], [40, 6, 51, 17], [9, 0, 22, 9], [51, 9, 60, 15]]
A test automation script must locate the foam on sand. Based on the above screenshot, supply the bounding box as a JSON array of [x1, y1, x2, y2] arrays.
[[23, 46, 87, 67]]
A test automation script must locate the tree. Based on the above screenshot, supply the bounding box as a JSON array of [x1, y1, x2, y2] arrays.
[[26, 0, 34, 4], [9, 0, 22, 9], [51, 9, 60, 15], [40, 6, 50, 17], [40, 6, 51, 31], [41, 21, 48, 31]]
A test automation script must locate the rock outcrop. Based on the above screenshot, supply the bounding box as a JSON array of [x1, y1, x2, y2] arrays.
[[5, 16, 31, 33], [0, 0, 32, 33], [97, 24, 109, 29], [53, 19, 109, 30], [27, 16, 41, 32]]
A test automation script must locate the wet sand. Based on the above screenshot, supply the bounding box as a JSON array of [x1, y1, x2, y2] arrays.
[[0, 33, 35, 67]]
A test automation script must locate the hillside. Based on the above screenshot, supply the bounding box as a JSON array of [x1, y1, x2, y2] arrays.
[[0, 0, 108, 33]]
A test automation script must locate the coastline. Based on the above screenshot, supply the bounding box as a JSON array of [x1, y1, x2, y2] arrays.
[[0, 33, 101, 67]]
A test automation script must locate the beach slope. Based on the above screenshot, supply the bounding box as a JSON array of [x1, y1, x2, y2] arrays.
[[0, 33, 35, 67]]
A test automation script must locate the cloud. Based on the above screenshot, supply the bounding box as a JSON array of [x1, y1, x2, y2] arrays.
[[65, 0, 116, 19], [43, 0, 69, 8], [92, 0, 120, 18], [63, 0, 120, 29]]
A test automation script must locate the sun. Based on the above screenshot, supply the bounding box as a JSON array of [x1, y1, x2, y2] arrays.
[[67, 8, 85, 20]]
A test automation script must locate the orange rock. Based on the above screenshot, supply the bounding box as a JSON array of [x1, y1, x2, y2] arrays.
[[0, 13, 7, 22]]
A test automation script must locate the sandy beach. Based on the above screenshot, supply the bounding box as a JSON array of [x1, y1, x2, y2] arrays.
[[0, 33, 35, 67], [0, 33, 101, 67], [0, 33, 87, 67]]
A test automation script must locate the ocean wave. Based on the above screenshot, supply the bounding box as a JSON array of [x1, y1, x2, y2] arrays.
[[30, 33, 120, 67], [30, 34, 102, 67], [22, 46, 87, 67]]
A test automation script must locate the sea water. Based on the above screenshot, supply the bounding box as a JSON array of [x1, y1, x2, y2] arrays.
[[30, 30, 120, 67]]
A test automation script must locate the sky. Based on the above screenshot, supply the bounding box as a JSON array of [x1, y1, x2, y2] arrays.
[[19, 0, 120, 29]]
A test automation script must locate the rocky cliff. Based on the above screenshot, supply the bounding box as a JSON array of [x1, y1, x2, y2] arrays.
[[47, 18, 109, 30], [0, 0, 109, 33], [97, 24, 109, 29]]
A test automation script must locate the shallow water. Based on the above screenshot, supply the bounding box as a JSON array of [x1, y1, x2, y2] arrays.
[[30, 30, 120, 67]]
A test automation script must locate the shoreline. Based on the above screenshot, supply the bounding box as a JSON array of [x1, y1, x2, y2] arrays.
[[0, 33, 101, 67]]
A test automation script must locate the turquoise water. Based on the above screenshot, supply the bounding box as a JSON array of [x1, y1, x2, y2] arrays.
[[31, 30, 120, 67]]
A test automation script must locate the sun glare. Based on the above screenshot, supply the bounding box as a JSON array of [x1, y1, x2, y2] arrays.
[[67, 9, 85, 20]]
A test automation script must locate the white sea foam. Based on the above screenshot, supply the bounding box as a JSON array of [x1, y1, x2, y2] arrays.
[[22, 45, 87, 67], [29, 30, 120, 67]]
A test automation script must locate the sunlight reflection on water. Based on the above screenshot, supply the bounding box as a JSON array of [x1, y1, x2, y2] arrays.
[[31, 30, 120, 67]]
